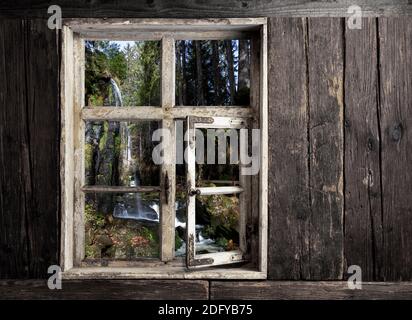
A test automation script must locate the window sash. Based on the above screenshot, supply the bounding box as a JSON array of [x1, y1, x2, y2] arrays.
[[185, 116, 249, 268]]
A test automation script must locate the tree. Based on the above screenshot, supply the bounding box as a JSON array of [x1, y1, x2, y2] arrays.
[[225, 40, 236, 105]]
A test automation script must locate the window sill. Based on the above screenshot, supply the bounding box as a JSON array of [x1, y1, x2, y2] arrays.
[[61, 266, 267, 280]]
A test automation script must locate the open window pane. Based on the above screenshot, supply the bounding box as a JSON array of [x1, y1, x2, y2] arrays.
[[175, 191, 187, 257], [84, 192, 160, 259], [175, 40, 251, 106], [85, 40, 161, 107], [186, 116, 246, 268], [195, 128, 240, 187], [85, 120, 161, 186]]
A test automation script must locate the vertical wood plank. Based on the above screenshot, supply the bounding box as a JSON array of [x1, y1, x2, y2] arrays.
[[24, 19, 60, 277], [249, 35, 260, 268], [307, 18, 344, 279], [60, 25, 75, 272], [0, 19, 30, 278], [0, 19, 60, 278], [268, 18, 310, 279], [344, 18, 383, 281], [73, 35, 85, 266], [258, 22, 268, 274], [378, 17, 412, 281], [160, 36, 176, 261]]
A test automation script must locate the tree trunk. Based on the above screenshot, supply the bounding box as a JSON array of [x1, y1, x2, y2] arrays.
[[238, 40, 250, 90], [225, 40, 236, 105], [195, 41, 205, 105], [177, 41, 184, 106], [212, 41, 222, 105]]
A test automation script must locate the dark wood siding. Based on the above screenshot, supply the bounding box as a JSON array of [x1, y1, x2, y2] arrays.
[[267, 17, 412, 281], [1, 1, 411, 18], [0, 17, 412, 283], [0, 19, 60, 278], [378, 17, 412, 281]]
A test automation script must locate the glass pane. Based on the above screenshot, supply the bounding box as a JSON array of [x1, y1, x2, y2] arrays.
[[175, 191, 187, 257], [175, 120, 188, 256], [85, 192, 160, 259], [85, 120, 161, 186], [85, 40, 161, 107], [175, 40, 251, 106], [195, 194, 240, 254], [195, 128, 240, 187]]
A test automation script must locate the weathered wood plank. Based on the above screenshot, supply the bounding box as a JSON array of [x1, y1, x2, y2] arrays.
[[25, 19, 60, 277], [82, 186, 161, 193], [0, 19, 60, 278], [60, 25, 75, 272], [307, 18, 344, 279], [378, 17, 412, 281], [210, 281, 412, 300], [1, 1, 411, 18], [344, 18, 384, 281], [0, 280, 209, 300], [0, 19, 30, 278], [160, 36, 176, 262], [81, 106, 254, 120], [267, 18, 310, 279]]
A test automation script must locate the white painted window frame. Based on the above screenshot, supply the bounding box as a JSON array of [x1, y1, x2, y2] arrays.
[[60, 18, 267, 279]]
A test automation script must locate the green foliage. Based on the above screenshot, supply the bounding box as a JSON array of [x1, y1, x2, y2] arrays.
[[122, 41, 161, 106], [84, 199, 160, 259], [85, 41, 127, 106]]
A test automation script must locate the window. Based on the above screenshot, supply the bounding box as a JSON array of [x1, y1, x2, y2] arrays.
[[61, 19, 267, 279]]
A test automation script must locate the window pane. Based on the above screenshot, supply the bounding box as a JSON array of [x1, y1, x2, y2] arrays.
[[195, 128, 240, 187], [175, 40, 251, 106], [195, 194, 240, 254], [85, 40, 161, 107], [175, 191, 187, 257], [85, 120, 161, 186], [85, 192, 160, 259]]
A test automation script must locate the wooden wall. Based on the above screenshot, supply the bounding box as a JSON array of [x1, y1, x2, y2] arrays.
[[268, 17, 412, 281], [0, 17, 411, 283]]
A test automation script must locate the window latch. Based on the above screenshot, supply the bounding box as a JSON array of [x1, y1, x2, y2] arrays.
[[189, 188, 201, 197]]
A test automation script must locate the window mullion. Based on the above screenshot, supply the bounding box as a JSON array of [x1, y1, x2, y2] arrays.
[[160, 36, 176, 261]]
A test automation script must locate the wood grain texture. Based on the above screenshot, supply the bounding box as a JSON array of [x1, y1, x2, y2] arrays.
[[307, 18, 345, 279], [0, 19, 60, 278], [268, 18, 310, 279], [210, 281, 412, 300], [0, 280, 209, 300], [344, 18, 384, 281], [0, 1, 411, 18], [378, 17, 412, 281], [0, 19, 30, 278], [268, 18, 345, 280]]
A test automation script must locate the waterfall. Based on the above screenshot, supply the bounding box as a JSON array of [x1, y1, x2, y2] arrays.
[[109, 78, 159, 223], [109, 78, 123, 107]]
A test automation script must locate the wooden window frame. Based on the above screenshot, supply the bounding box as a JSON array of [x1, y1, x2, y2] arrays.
[[60, 18, 268, 280]]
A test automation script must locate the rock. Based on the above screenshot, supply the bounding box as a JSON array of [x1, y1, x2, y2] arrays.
[[95, 234, 113, 247]]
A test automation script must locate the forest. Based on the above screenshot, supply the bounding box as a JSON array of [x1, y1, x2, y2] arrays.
[[84, 39, 251, 260]]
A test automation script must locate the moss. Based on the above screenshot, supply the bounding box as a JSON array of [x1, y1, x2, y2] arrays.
[[84, 143, 94, 172], [175, 233, 183, 250], [98, 122, 109, 152]]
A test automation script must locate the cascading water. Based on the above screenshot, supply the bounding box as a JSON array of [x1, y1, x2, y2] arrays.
[[109, 78, 123, 107], [108, 78, 217, 254], [108, 78, 159, 223]]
